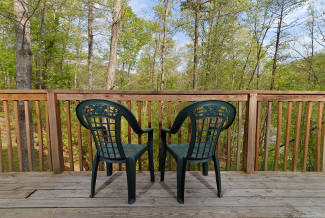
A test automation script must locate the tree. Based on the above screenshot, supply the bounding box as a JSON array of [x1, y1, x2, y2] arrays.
[[14, 0, 39, 171], [246, 0, 274, 89], [181, 0, 205, 90], [88, 0, 94, 89], [38, 0, 47, 89], [160, 0, 170, 90], [269, 0, 305, 90], [107, 0, 121, 90], [193, 0, 199, 90]]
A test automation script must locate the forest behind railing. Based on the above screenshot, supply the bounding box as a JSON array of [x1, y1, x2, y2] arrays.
[[0, 90, 324, 173]]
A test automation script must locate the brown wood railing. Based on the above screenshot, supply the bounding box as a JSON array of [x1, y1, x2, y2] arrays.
[[0, 90, 324, 173]]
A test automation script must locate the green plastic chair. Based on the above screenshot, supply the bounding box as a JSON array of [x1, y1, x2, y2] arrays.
[[76, 99, 155, 204], [160, 100, 236, 203]]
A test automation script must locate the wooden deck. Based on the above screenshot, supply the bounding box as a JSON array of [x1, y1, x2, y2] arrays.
[[0, 171, 325, 217]]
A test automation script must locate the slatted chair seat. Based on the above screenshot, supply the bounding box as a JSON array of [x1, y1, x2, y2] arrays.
[[99, 143, 147, 160], [166, 143, 213, 160], [160, 100, 236, 204], [76, 99, 155, 204]]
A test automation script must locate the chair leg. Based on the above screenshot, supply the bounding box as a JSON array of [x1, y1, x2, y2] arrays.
[[202, 162, 209, 176], [90, 155, 99, 198], [176, 158, 187, 204], [106, 162, 112, 176], [148, 146, 155, 182], [126, 157, 136, 204], [160, 146, 167, 182], [213, 155, 222, 198]]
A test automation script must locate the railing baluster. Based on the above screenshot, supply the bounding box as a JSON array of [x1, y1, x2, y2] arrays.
[[3, 100, 13, 171], [177, 101, 182, 171], [137, 101, 142, 171], [0, 106, 2, 171], [148, 101, 152, 129], [45, 100, 53, 171], [76, 100, 83, 171], [178, 102, 182, 144], [316, 102, 323, 171], [158, 100, 162, 159], [236, 101, 242, 171], [263, 101, 272, 171], [303, 101, 313, 172], [127, 101, 132, 145], [117, 100, 122, 171], [24, 100, 33, 171], [13, 101, 23, 171], [147, 101, 152, 171], [187, 102, 192, 170], [293, 102, 302, 171], [66, 100, 74, 171], [35, 100, 44, 171], [255, 101, 262, 171], [283, 101, 292, 171], [322, 107, 325, 172], [273, 101, 282, 171], [242, 101, 248, 171], [168, 101, 172, 170], [56, 99, 64, 170], [226, 102, 232, 171]]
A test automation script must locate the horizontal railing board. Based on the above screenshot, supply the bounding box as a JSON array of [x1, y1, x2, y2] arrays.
[[0, 94, 47, 100], [257, 95, 325, 101], [56, 94, 248, 101]]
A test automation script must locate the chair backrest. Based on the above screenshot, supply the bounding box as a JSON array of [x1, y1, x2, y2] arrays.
[[76, 99, 142, 160], [170, 100, 236, 160]]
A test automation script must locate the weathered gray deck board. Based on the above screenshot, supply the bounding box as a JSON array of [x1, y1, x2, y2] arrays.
[[0, 171, 324, 217]]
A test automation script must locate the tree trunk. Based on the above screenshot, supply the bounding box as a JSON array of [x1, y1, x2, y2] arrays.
[[107, 0, 121, 90], [39, 0, 46, 89], [74, 45, 80, 89], [160, 0, 169, 91], [214, 9, 221, 89], [14, 0, 34, 171], [152, 34, 159, 90], [193, 0, 199, 90], [270, 3, 284, 90], [309, 9, 315, 85], [88, 0, 94, 89], [205, 1, 215, 89]]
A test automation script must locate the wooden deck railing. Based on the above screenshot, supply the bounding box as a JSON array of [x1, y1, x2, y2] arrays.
[[0, 90, 324, 173]]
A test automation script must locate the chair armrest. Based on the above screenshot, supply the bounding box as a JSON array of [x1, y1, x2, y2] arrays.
[[161, 128, 171, 133], [142, 128, 153, 133]]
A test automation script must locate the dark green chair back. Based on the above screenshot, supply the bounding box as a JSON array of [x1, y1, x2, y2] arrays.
[[171, 100, 236, 161], [76, 99, 142, 161]]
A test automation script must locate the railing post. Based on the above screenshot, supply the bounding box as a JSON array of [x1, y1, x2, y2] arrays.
[[47, 90, 64, 173], [245, 93, 257, 173]]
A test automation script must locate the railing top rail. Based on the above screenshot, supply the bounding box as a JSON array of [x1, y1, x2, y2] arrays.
[[0, 89, 325, 96], [0, 90, 48, 94], [53, 90, 325, 95], [53, 90, 250, 95]]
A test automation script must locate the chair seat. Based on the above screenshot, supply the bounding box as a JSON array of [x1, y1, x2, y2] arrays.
[[99, 143, 147, 160], [167, 143, 210, 160], [167, 144, 189, 158]]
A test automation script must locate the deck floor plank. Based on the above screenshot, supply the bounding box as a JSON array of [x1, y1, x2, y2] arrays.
[[0, 171, 324, 217]]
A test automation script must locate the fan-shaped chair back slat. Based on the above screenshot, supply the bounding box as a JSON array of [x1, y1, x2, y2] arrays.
[[76, 99, 142, 161], [171, 100, 236, 161]]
